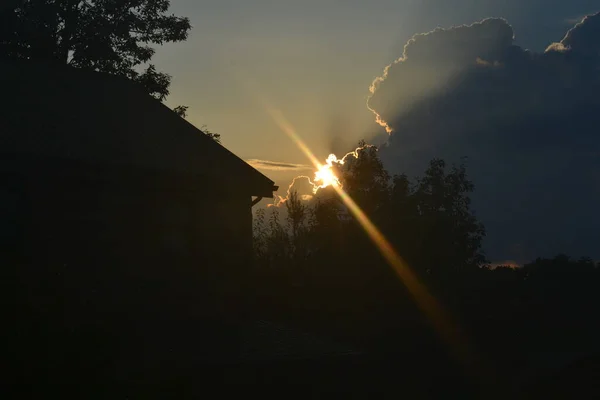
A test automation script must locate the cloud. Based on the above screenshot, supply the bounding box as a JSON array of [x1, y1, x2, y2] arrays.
[[286, 176, 316, 198], [271, 175, 316, 207], [367, 18, 516, 134], [246, 159, 313, 171], [368, 12, 600, 262], [559, 11, 600, 55], [545, 42, 569, 52]]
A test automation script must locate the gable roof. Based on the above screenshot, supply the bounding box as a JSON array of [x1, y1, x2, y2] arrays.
[[0, 61, 277, 197]]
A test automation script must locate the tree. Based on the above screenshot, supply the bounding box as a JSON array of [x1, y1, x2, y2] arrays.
[[382, 173, 419, 263], [254, 207, 289, 268], [201, 124, 221, 144], [252, 208, 268, 262], [284, 190, 310, 268], [339, 140, 390, 217], [173, 105, 188, 118], [286, 190, 306, 241], [411, 159, 487, 273], [173, 108, 222, 143], [309, 190, 343, 256], [1, 0, 191, 100], [523, 254, 598, 277]]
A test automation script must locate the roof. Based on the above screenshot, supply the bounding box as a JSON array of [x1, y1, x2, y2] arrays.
[[0, 61, 277, 197]]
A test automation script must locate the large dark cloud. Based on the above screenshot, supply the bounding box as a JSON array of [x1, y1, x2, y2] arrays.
[[560, 11, 600, 54], [369, 12, 600, 262], [402, 0, 598, 51]]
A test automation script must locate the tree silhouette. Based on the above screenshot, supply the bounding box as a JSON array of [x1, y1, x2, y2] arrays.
[[338, 141, 390, 217], [249, 144, 600, 391], [173, 105, 189, 118], [523, 254, 598, 278], [173, 107, 222, 143], [265, 207, 289, 267], [285, 191, 309, 264], [1, 0, 191, 100], [200, 124, 221, 144], [286, 190, 306, 239], [409, 158, 487, 273], [308, 190, 344, 264], [252, 208, 268, 262], [252, 144, 487, 278]]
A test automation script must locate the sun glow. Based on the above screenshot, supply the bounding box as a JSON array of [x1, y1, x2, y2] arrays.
[[264, 105, 482, 376], [314, 163, 340, 191], [312, 149, 371, 193]]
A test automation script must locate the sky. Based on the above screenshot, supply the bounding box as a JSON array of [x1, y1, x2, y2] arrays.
[[155, 1, 594, 153], [154, 0, 597, 183], [153, 1, 600, 262]]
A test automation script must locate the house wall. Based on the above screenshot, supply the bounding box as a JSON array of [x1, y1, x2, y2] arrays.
[[2, 157, 256, 309], [3, 158, 264, 381], [35, 177, 250, 268]]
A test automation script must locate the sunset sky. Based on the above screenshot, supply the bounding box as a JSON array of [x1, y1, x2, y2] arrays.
[[152, 1, 600, 261], [154, 1, 595, 166]]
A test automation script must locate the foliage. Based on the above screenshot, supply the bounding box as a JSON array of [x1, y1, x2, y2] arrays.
[[410, 158, 487, 273], [172, 108, 222, 143], [338, 140, 391, 216], [523, 254, 598, 276], [200, 124, 221, 144], [254, 142, 487, 276], [1, 0, 191, 100], [173, 105, 188, 118], [251, 143, 600, 373]]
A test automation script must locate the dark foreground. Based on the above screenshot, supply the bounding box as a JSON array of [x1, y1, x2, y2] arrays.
[[5, 308, 600, 399], [5, 260, 600, 398]]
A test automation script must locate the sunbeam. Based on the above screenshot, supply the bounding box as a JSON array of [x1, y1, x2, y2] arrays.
[[264, 105, 477, 368]]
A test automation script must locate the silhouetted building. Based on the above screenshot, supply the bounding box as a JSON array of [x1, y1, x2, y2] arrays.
[[2, 61, 281, 382], [1, 61, 276, 279]]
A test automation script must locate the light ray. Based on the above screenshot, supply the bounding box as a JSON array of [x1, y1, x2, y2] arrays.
[[264, 107, 324, 171], [332, 184, 461, 348], [232, 67, 493, 387], [265, 105, 477, 369]]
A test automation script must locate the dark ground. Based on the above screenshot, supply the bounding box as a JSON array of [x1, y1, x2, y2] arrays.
[[5, 260, 600, 398]]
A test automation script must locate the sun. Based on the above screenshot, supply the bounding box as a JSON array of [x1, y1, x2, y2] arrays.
[[314, 165, 339, 191]]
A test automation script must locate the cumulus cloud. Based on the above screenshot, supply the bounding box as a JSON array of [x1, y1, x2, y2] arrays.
[[559, 11, 600, 55], [368, 12, 600, 262], [271, 175, 316, 207], [367, 18, 516, 134], [545, 42, 569, 52], [246, 159, 313, 171]]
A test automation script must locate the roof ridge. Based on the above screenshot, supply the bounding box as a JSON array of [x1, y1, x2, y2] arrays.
[[0, 61, 277, 197]]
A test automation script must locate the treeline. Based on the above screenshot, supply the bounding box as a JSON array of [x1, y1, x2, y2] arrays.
[[249, 141, 600, 375], [254, 143, 486, 275]]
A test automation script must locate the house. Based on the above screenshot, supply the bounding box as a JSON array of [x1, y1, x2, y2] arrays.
[[1, 61, 282, 381], [0, 60, 276, 277]]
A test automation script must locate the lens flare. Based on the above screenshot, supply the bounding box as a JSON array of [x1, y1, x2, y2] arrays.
[[312, 148, 374, 193], [314, 163, 340, 192], [265, 105, 478, 370], [233, 68, 492, 386]]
